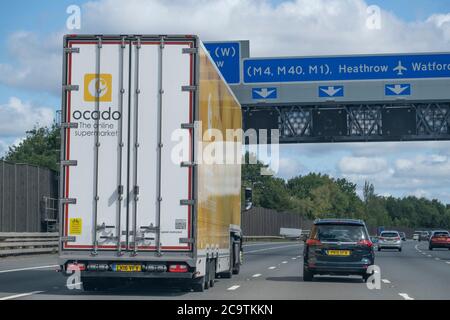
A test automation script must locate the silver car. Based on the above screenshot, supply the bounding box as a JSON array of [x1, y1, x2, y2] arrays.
[[378, 231, 402, 252]]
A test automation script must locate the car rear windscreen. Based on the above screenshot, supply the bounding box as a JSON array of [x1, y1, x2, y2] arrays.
[[380, 232, 399, 237], [312, 225, 368, 242], [433, 231, 449, 237]]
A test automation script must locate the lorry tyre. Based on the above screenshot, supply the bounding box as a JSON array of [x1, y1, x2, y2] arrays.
[[303, 266, 313, 282], [192, 276, 205, 292], [204, 260, 210, 290], [232, 262, 240, 275], [209, 260, 216, 288]]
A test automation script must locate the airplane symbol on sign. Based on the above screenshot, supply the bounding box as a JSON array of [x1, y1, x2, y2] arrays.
[[393, 61, 407, 76]]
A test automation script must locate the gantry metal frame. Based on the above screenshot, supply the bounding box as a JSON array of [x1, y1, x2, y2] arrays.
[[243, 102, 450, 143]]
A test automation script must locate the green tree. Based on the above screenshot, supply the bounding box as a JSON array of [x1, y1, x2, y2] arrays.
[[2, 124, 60, 171]]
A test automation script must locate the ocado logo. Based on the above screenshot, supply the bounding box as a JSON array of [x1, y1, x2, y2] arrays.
[[84, 74, 112, 102]]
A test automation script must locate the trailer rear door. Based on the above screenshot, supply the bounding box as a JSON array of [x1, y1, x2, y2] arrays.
[[61, 36, 195, 254]]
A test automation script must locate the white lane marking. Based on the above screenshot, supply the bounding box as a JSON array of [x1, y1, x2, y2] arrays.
[[291, 257, 297, 260], [0, 291, 44, 301], [245, 244, 302, 254], [252, 274, 262, 278], [446, 262, 450, 265], [427, 255, 432, 257], [268, 266, 276, 270], [227, 285, 240, 291], [435, 258, 441, 261], [382, 279, 391, 284], [398, 293, 414, 300], [243, 242, 300, 248], [297, 255, 302, 258], [282, 261, 288, 264], [0, 265, 59, 274]]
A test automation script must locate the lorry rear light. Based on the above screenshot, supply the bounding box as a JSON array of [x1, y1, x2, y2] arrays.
[[358, 240, 373, 248], [306, 239, 321, 246], [67, 263, 86, 272], [169, 264, 188, 273]]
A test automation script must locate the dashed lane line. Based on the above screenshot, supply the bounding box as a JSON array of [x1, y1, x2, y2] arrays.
[[0, 291, 44, 301], [282, 261, 288, 264], [227, 285, 240, 291], [245, 244, 302, 254], [252, 274, 262, 278], [382, 279, 391, 284], [268, 266, 276, 270], [398, 293, 414, 300], [0, 265, 59, 274]]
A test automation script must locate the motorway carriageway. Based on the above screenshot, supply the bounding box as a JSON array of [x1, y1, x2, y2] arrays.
[[0, 241, 449, 300]]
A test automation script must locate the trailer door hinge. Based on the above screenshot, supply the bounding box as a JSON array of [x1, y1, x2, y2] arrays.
[[180, 199, 195, 206], [180, 162, 196, 168], [60, 198, 77, 205], [60, 236, 76, 242], [64, 47, 80, 54], [63, 85, 79, 91], [61, 122, 79, 129], [182, 85, 197, 92], [181, 123, 195, 129], [60, 160, 78, 167], [182, 48, 198, 54], [179, 238, 194, 244]]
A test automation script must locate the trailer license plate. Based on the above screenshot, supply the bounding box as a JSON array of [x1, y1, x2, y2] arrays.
[[327, 250, 350, 256], [114, 264, 142, 272]]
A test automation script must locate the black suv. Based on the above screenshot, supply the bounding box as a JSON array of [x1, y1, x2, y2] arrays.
[[303, 219, 375, 282]]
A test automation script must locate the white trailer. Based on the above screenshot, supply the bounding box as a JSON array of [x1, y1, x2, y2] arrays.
[[58, 35, 245, 292]]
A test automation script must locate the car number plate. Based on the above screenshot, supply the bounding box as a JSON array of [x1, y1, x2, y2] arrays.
[[327, 250, 351, 256], [114, 264, 142, 272]]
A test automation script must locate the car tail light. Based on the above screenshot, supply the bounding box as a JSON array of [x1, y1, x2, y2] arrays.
[[395, 237, 400, 241], [358, 240, 373, 248], [67, 263, 86, 272], [169, 264, 188, 273], [306, 239, 321, 246]]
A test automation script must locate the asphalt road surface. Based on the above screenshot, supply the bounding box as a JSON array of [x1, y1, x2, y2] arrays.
[[0, 240, 448, 300]]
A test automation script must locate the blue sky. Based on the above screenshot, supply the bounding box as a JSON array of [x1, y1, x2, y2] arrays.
[[1, 0, 450, 202]]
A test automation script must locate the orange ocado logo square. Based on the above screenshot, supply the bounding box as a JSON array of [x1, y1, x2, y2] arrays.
[[84, 74, 112, 102]]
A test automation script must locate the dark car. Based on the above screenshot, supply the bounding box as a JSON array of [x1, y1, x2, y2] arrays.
[[429, 230, 450, 250], [419, 231, 430, 242], [303, 219, 375, 282]]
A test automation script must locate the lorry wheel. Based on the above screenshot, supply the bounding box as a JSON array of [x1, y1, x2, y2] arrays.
[[232, 263, 240, 275], [209, 260, 216, 288], [192, 277, 205, 292], [303, 266, 313, 282], [204, 260, 210, 290]]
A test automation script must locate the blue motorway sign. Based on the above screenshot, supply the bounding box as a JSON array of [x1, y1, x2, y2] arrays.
[[243, 53, 450, 84], [319, 86, 344, 97], [385, 84, 411, 96], [204, 42, 241, 84], [252, 87, 278, 99]]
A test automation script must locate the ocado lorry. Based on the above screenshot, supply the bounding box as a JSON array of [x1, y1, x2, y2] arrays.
[[58, 35, 246, 292]]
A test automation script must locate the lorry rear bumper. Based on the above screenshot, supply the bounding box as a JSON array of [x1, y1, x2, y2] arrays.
[[80, 271, 194, 279]]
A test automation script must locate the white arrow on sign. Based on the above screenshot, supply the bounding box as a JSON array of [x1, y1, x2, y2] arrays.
[[320, 86, 342, 97], [254, 88, 276, 99], [387, 84, 409, 95]]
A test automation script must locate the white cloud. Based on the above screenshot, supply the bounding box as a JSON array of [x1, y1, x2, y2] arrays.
[[0, 31, 62, 94], [2, 0, 450, 94], [338, 156, 388, 174], [78, 0, 450, 55], [0, 97, 54, 137], [277, 156, 307, 179]]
